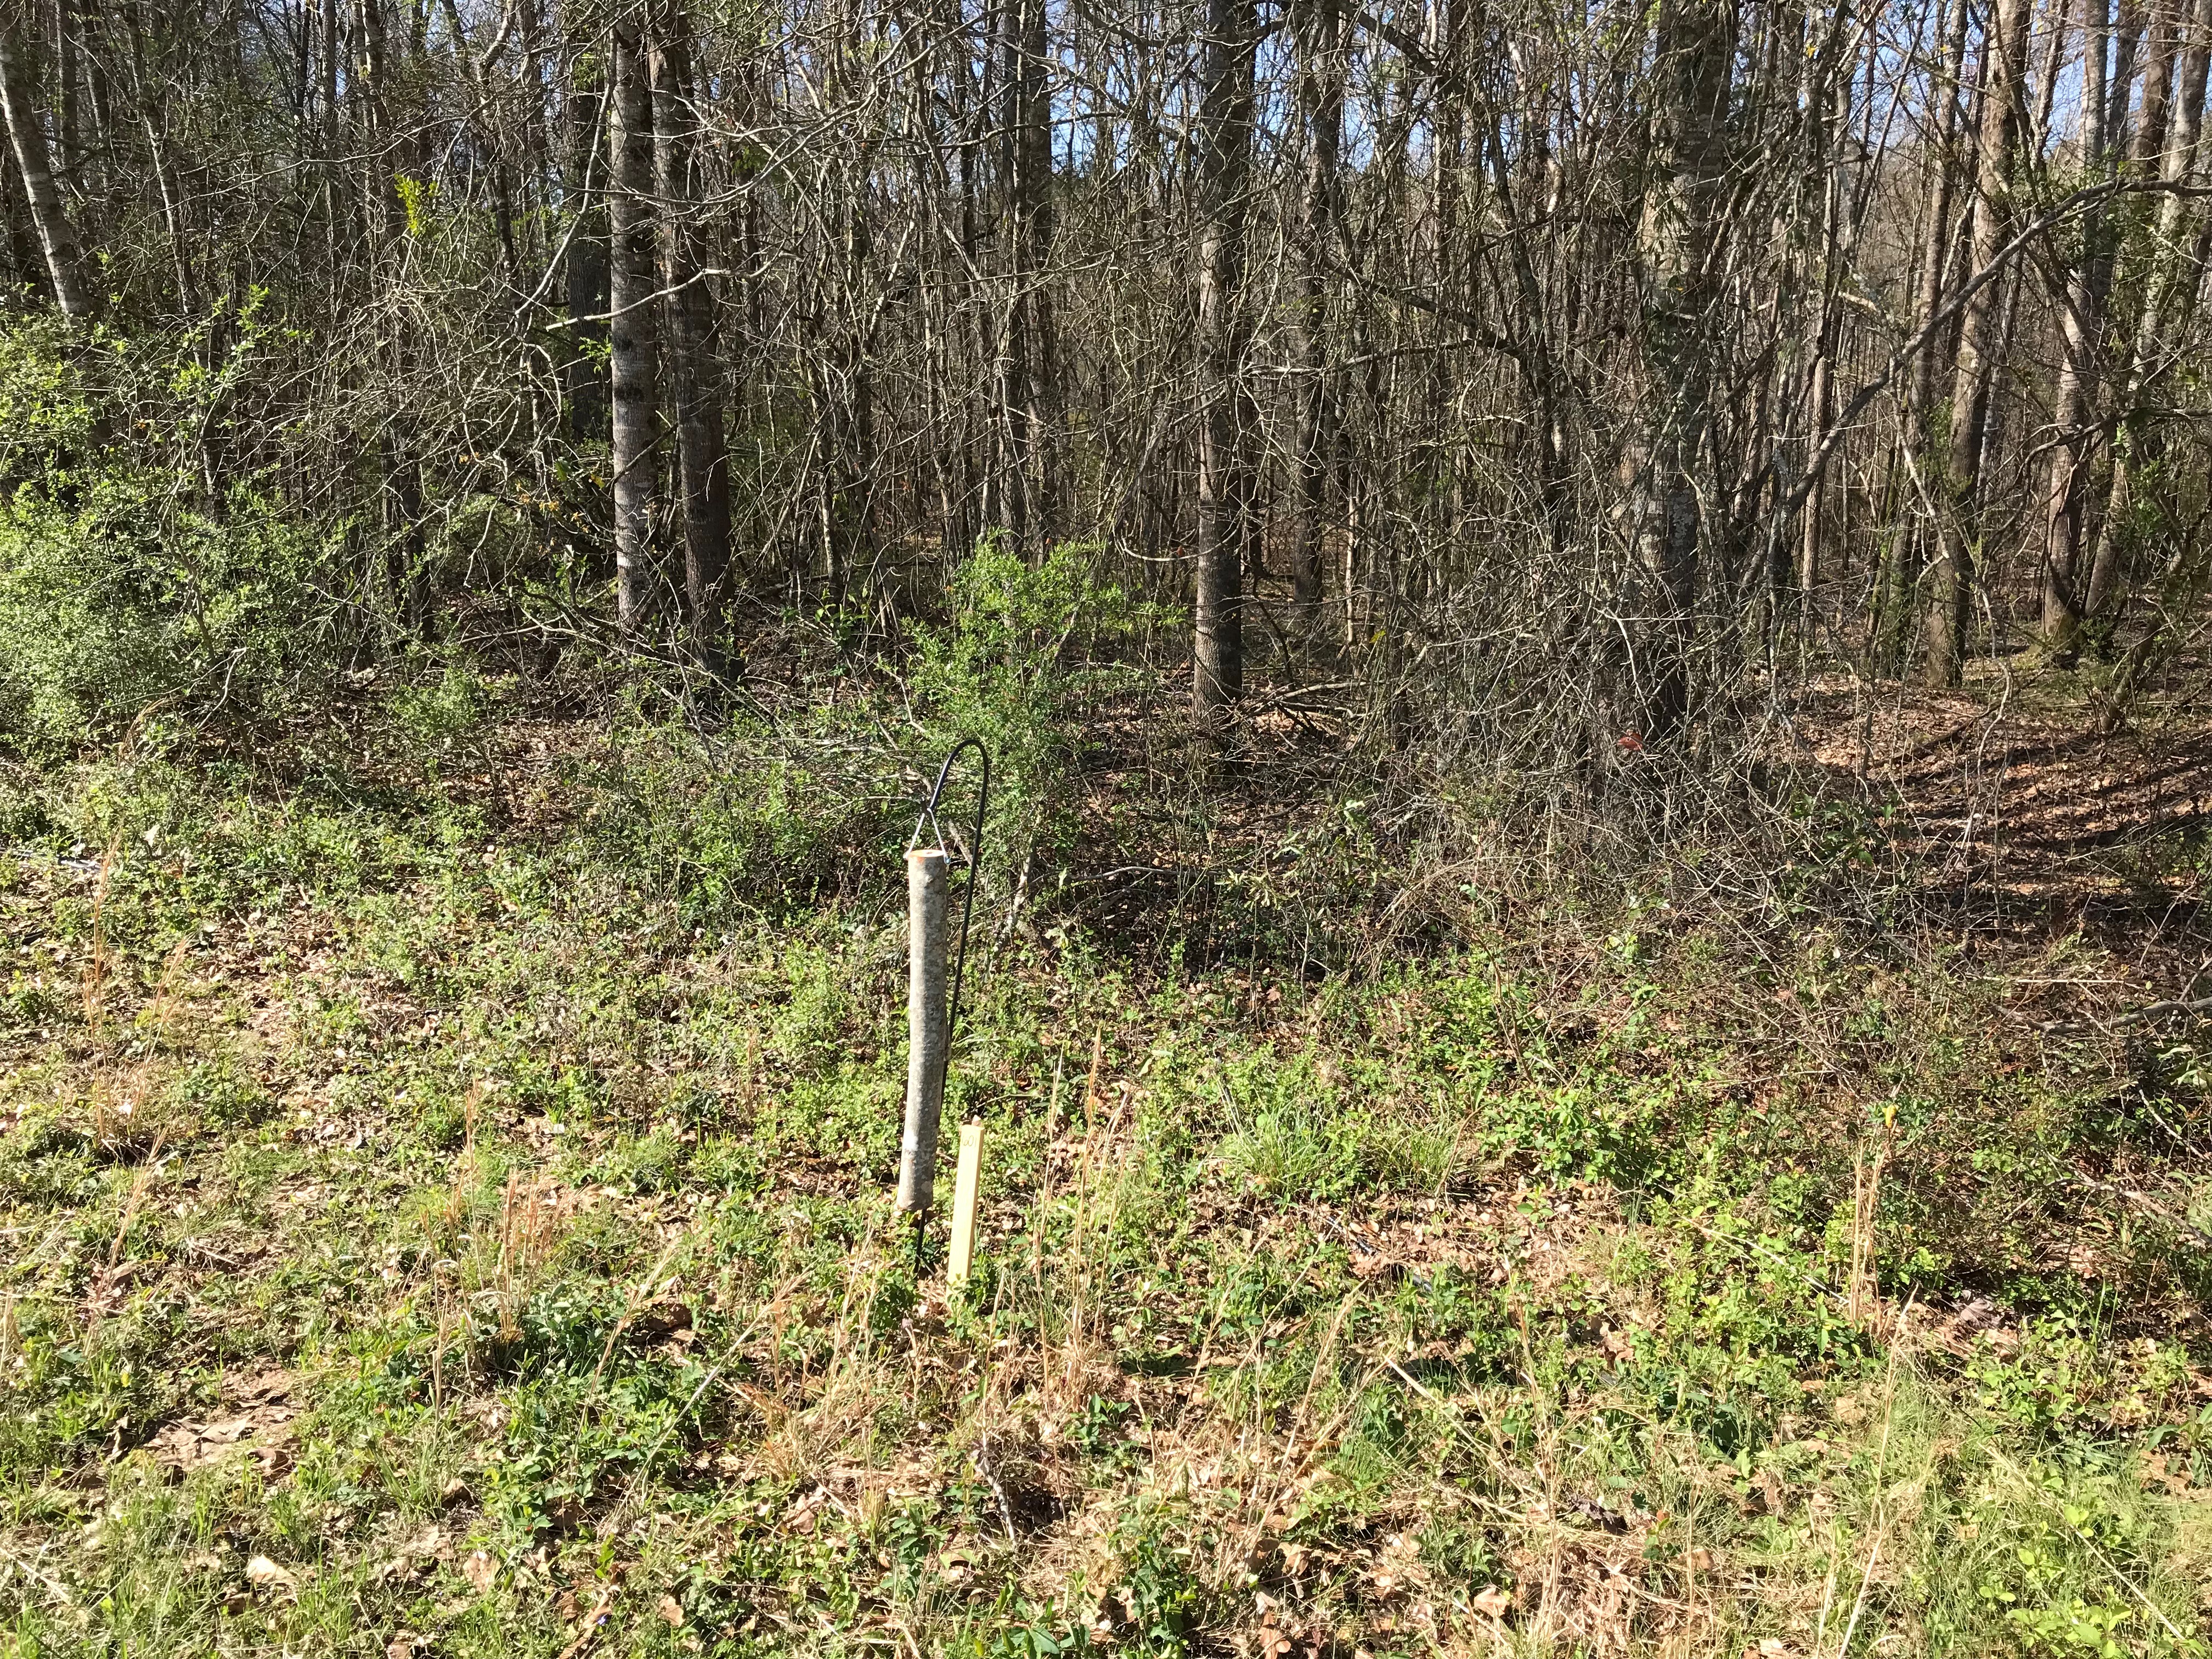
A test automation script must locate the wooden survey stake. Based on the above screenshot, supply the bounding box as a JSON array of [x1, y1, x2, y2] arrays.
[[947, 1121, 984, 1285]]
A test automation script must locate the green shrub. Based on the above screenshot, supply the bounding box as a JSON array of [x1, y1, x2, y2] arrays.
[[0, 315, 339, 756], [565, 716, 885, 927], [912, 537, 1162, 898], [389, 662, 493, 755]]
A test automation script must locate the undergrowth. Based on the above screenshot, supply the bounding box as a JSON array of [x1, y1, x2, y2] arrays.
[[2, 645, 2210, 1658]]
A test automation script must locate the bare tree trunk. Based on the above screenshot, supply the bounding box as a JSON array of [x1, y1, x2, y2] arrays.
[[1878, 0, 1971, 673], [1010, 0, 1054, 547], [2079, 0, 2174, 628], [610, 8, 659, 633], [2040, 0, 2117, 653], [1491, 33, 1568, 552], [563, 16, 610, 439], [54, 0, 77, 183], [355, 0, 403, 241], [1191, 0, 1256, 735], [989, 0, 1051, 550], [1795, 26, 1843, 615], [321, 0, 341, 294], [0, 142, 41, 295], [0, 27, 92, 319], [654, 7, 731, 669], [1622, 0, 1731, 740], [1288, 0, 1341, 622], [1923, 0, 2030, 686], [2083, 0, 2212, 635]]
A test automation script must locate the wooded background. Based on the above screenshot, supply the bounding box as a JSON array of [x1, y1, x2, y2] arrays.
[[2, 0, 2208, 808]]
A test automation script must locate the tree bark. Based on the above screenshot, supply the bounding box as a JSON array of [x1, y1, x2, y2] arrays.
[[610, 9, 660, 633], [2039, 0, 2118, 653], [1191, 0, 1256, 735], [1622, 0, 1731, 740], [1289, 0, 1342, 621], [1796, 16, 1848, 611], [563, 18, 611, 438], [354, 0, 403, 241], [1923, 0, 2030, 686], [653, 7, 732, 669], [54, 0, 78, 185], [2083, 0, 2212, 635], [1007, 0, 1053, 548], [321, 0, 342, 292], [1878, 0, 1972, 674], [0, 26, 92, 319]]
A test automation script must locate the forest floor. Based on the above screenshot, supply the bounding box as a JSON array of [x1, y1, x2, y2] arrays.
[[1789, 653, 2212, 937], [3, 658, 2211, 1659]]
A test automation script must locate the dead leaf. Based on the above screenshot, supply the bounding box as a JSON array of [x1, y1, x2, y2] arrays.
[[244, 1555, 291, 1589], [656, 1595, 684, 1628], [2146, 1452, 2191, 1494], [462, 1549, 498, 1594], [1471, 1585, 1511, 1618], [147, 1389, 299, 1480], [554, 1587, 616, 1659], [1568, 1496, 1630, 1534], [231, 1370, 293, 1405], [783, 1486, 828, 1535]]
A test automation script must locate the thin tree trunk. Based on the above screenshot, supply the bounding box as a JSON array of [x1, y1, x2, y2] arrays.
[[1492, 32, 1568, 552], [993, 0, 1049, 549], [1623, 0, 1731, 740], [1191, 0, 1256, 735], [1879, 0, 1971, 673], [54, 0, 78, 183], [1289, 0, 1342, 620], [0, 27, 92, 319], [0, 142, 40, 296], [654, 8, 731, 670], [356, 0, 402, 241], [563, 24, 610, 437], [610, 8, 660, 633], [2084, 0, 2212, 633], [2040, 0, 2117, 652], [1012, 0, 1053, 546], [1797, 18, 1847, 611], [321, 0, 341, 294], [1923, 0, 2030, 686]]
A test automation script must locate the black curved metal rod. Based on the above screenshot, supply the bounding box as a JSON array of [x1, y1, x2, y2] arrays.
[[913, 738, 990, 1043]]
